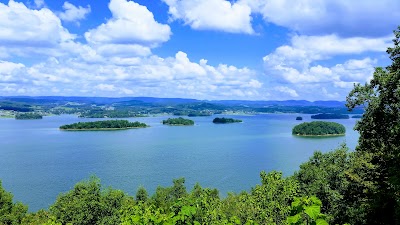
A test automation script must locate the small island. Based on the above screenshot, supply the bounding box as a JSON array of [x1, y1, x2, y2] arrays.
[[162, 117, 194, 126], [292, 121, 346, 137], [352, 115, 363, 118], [60, 120, 148, 130], [15, 113, 43, 120], [311, 113, 349, 119], [296, 116, 303, 120], [212, 117, 242, 124]]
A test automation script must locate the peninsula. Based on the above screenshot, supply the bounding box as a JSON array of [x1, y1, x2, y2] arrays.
[[60, 120, 148, 130], [292, 121, 345, 136], [311, 113, 349, 119]]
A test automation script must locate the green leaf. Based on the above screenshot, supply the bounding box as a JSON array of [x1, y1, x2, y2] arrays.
[[316, 218, 329, 225], [286, 214, 301, 224], [304, 205, 320, 220]]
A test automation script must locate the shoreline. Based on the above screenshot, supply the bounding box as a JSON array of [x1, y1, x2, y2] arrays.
[[293, 133, 345, 137], [60, 126, 148, 131]]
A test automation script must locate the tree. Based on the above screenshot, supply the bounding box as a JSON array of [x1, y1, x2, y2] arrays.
[[346, 26, 400, 224], [0, 180, 28, 225]]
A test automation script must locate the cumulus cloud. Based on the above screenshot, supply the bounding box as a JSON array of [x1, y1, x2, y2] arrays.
[[85, 0, 171, 46], [274, 86, 299, 98], [59, 2, 91, 23], [163, 0, 253, 34], [34, 0, 45, 8], [0, 0, 74, 47], [0, 51, 262, 99], [241, 0, 400, 37]]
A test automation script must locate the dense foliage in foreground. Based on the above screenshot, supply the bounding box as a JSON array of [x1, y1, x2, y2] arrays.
[[292, 121, 346, 136], [162, 117, 194, 126], [59, 120, 148, 130], [212, 117, 242, 124], [15, 113, 42, 120]]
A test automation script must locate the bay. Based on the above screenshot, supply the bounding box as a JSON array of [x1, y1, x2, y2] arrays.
[[0, 114, 359, 211]]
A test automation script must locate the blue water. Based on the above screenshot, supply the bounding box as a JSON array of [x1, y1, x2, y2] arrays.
[[0, 114, 359, 211]]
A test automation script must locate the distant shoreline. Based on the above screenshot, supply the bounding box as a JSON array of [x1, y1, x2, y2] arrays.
[[60, 126, 148, 131], [293, 133, 345, 137]]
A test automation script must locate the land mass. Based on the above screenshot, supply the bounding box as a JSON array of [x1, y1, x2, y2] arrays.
[[292, 121, 346, 136], [212, 117, 242, 124], [311, 113, 349, 119], [162, 117, 194, 126], [60, 120, 148, 130], [15, 113, 43, 120]]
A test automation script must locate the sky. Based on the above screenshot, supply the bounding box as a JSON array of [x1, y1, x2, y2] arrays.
[[0, 0, 399, 101]]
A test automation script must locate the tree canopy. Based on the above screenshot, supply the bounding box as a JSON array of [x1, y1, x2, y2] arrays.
[[162, 117, 194, 126], [292, 121, 345, 136], [60, 120, 148, 130], [212, 117, 242, 124]]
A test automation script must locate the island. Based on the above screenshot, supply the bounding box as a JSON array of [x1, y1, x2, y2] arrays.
[[311, 113, 349, 119], [296, 116, 303, 120], [212, 117, 242, 124], [352, 115, 363, 118], [15, 113, 43, 120], [60, 120, 148, 130], [292, 121, 346, 136], [162, 117, 194, 126]]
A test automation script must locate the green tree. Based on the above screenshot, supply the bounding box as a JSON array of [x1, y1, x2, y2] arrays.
[[0, 181, 28, 225], [346, 26, 400, 224]]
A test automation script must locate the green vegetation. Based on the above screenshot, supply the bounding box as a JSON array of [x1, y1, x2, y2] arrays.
[[60, 120, 148, 130], [15, 113, 43, 120], [292, 121, 345, 136], [212, 117, 242, 124], [311, 113, 349, 119], [79, 110, 146, 118], [296, 116, 303, 120], [162, 117, 194, 126]]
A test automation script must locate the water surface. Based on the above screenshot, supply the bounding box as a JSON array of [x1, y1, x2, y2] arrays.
[[0, 114, 359, 211]]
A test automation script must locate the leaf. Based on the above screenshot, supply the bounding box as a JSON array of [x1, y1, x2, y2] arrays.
[[304, 205, 320, 220], [316, 218, 329, 225], [286, 214, 301, 224]]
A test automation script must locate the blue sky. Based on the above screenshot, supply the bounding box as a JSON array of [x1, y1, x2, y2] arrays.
[[0, 0, 398, 100]]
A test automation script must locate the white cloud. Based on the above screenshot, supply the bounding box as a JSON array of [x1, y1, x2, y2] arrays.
[[85, 0, 171, 46], [241, 0, 400, 37], [34, 0, 45, 8], [0, 52, 262, 99], [59, 2, 91, 23], [163, 0, 253, 34], [274, 86, 299, 98]]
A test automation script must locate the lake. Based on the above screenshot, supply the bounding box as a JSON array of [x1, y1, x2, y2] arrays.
[[0, 114, 359, 211]]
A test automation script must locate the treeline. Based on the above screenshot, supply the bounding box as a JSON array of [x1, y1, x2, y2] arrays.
[[15, 113, 43, 120], [212, 117, 242, 124], [292, 121, 345, 136], [311, 113, 349, 119], [162, 117, 194, 126], [79, 110, 145, 118], [60, 120, 148, 130]]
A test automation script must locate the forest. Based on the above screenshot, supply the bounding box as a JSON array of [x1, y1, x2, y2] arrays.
[[162, 117, 195, 126], [15, 113, 43, 120], [59, 120, 148, 130], [1, 26, 400, 225], [310, 113, 349, 119], [292, 121, 346, 136], [212, 117, 242, 124]]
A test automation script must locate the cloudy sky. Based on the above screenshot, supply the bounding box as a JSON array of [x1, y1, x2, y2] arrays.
[[0, 0, 398, 100]]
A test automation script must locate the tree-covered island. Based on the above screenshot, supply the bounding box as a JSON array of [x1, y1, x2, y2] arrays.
[[296, 116, 303, 120], [15, 113, 43, 120], [311, 113, 349, 119], [162, 117, 194, 126], [212, 117, 242, 124], [292, 121, 345, 136], [60, 120, 148, 130]]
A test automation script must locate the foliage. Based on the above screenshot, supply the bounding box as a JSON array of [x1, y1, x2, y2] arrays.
[[162, 117, 194, 126], [15, 113, 42, 120], [59, 120, 148, 130], [311, 113, 349, 119], [292, 121, 345, 136], [345, 26, 400, 224], [0, 181, 28, 225], [286, 196, 328, 225], [212, 117, 242, 124]]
